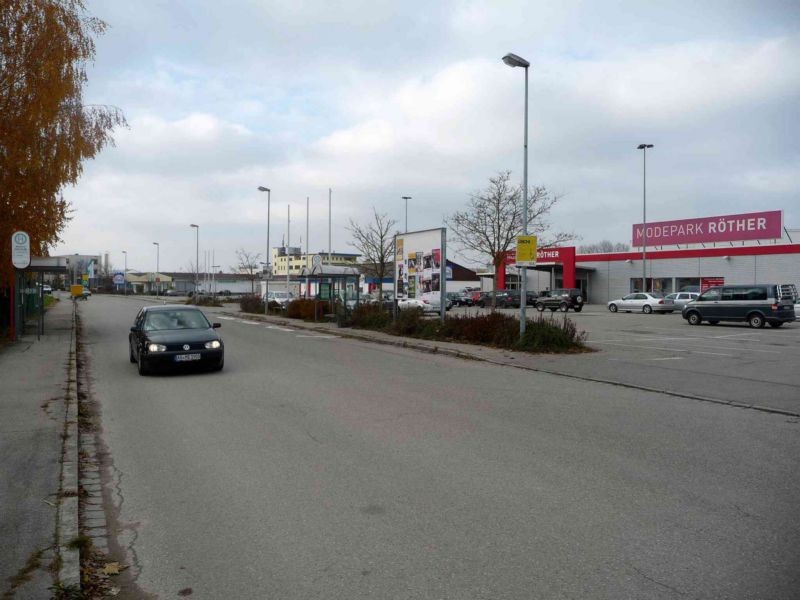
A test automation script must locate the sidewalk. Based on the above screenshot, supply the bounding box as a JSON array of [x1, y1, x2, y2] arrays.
[[0, 296, 77, 598]]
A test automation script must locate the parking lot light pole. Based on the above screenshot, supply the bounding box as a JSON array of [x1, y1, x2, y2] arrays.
[[122, 250, 127, 296], [503, 52, 530, 337], [637, 144, 653, 292], [152, 242, 159, 296], [190, 224, 199, 300], [402, 196, 412, 232], [258, 186, 271, 313]]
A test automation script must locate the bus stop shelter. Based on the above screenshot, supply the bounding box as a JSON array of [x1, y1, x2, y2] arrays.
[[10, 256, 68, 340], [299, 264, 361, 321]]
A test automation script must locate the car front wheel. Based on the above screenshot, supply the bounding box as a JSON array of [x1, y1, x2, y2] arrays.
[[559, 302, 569, 312], [642, 305, 653, 314], [535, 303, 545, 312], [137, 354, 149, 376], [687, 312, 702, 326], [608, 304, 618, 313], [748, 314, 765, 329]]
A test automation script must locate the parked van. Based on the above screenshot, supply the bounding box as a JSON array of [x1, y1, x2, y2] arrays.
[[682, 284, 797, 328]]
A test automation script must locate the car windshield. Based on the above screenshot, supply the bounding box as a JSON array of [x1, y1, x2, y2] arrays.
[[144, 309, 210, 331]]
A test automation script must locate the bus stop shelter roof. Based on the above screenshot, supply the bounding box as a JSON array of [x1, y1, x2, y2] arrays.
[[299, 265, 361, 278]]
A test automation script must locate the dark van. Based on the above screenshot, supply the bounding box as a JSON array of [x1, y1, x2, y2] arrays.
[[682, 284, 797, 328]]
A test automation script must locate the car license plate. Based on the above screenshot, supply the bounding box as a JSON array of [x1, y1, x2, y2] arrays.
[[175, 353, 201, 362]]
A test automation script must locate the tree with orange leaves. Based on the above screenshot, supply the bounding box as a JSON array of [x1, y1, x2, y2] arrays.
[[0, 0, 126, 288]]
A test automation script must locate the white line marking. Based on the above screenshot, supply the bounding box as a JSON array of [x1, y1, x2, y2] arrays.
[[296, 334, 338, 339], [266, 325, 295, 332], [238, 320, 260, 325], [590, 339, 778, 354], [590, 340, 733, 357], [645, 357, 684, 361]]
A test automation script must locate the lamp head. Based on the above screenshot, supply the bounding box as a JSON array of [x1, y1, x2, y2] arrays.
[[637, 144, 654, 150], [502, 53, 530, 68], [190, 224, 199, 228], [258, 186, 270, 192]]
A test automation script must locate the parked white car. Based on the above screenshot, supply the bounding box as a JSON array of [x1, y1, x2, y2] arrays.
[[397, 298, 426, 310], [263, 291, 293, 306], [607, 292, 674, 314], [664, 292, 699, 309]]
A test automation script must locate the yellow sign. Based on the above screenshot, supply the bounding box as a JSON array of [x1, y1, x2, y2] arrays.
[[516, 235, 538, 265], [82, 274, 89, 282]]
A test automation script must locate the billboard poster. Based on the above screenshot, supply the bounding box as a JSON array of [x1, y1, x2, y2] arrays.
[[394, 228, 447, 322], [632, 210, 783, 247], [701, 277, 724, 292]]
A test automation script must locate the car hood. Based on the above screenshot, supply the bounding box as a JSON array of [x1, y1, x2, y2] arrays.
[[145, 328, 219, 343]]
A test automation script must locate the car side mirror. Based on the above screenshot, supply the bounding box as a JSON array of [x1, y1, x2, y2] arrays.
[[212, 323, 221, 328], [130, 326, 137, 333]]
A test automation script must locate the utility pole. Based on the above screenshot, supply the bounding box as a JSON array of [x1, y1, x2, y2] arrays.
[[328, 188, 332, 265], [287, 204, 291, 298]]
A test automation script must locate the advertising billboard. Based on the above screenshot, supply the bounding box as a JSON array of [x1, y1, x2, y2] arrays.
[[632, 210, 783, 247], [395, 228, 446, 321]]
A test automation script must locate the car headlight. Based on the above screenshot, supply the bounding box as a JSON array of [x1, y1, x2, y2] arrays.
[[204, 340, 221, 349], [147, 343, 167, 352]]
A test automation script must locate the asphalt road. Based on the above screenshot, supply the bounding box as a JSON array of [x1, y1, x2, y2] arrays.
[[81, 296, 800, 599], [457, 304, 800, 414]]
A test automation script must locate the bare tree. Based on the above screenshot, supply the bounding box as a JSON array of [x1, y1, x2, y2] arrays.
[[578, 240, 630, 253], [347, 208, 397, 300], [232, 249, 262, 294], [446, 171, 575, 306]]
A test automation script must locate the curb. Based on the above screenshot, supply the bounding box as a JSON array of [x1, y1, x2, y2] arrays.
[[57, 301, 81, 589], [223, 310, 800, 418]]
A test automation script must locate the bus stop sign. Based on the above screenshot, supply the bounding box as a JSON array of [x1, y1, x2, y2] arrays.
[[11, 231, 31, 269]]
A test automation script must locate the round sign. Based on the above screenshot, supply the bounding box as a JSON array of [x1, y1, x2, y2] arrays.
[[11, 231, 31, 269], [113, 273, 125, 285], [312, 255, 322, 268]]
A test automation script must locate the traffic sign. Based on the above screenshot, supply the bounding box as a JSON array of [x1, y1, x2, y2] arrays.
[[113, 273, 125, 285], [515, 235, 538, 266], [11, 231, 30, 269]]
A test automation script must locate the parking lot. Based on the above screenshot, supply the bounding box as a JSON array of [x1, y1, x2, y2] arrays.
[[451, 304, 800, 415]]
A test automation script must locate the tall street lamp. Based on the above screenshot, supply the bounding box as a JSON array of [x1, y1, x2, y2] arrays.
[[503, 52, 530, 337], [152, 242, 160, 296], [258, 186, 271, 313], [122, 250, 127, 296], [637, 144, 654, 292], [402, 196, 412, 232], [190, 224, 199, 300]]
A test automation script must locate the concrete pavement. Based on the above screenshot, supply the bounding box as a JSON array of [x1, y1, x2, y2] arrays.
[[0, 294, 79, 598]]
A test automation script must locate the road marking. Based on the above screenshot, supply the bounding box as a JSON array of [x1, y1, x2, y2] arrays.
[[266, 325, 295, 332], [238, 320, 260, 325], [645, 357, 684, 361], [296, 334, 338, 339], [591, 338, 779, 354], [590, 340, 733, 357], [216, 316, 236, 320]]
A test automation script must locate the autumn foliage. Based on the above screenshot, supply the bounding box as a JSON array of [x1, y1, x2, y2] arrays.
[[0, 0, 126, 287]]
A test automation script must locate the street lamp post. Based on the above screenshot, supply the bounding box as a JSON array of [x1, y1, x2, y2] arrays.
[[190, 224, 199, 301], [402, 196, 412, 232], [258, 186, 271, 313], [503, 52, 530, 337], [637, 144, 654, 292], [122, 250, 127, 296], [152, 242, 159, 296], [286, 204, 291, 301]]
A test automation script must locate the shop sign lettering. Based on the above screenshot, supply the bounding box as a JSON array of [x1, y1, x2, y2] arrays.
[[632, 210, 782, 246]]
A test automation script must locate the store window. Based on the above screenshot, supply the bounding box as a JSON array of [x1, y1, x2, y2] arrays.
[[676, 277, 700, 293], [630, 278, 671, 293]]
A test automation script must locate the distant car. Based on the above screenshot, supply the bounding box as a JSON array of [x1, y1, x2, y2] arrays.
[[534, 288, 584, 312], [607, 292, 674, 314], [162, 289, 182, 297], [682, 284, 796, 328], [128, 305, 224, 375], [447, 292, 472, 307], [664, 292, 699, 309], [397, 298, 426, 310], [264, 291, 293, 306], [81, 288, 91, 299], [419, 292, 451, 312], [496, 289, 538, 309], [42, 285, 52, 295]]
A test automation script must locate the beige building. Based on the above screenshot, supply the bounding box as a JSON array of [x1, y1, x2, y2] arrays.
[[270, 247, 360, 277]]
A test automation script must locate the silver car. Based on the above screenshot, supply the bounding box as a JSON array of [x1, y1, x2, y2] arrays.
[[665, 292, 699, 309], [607, 292, 674, 314]]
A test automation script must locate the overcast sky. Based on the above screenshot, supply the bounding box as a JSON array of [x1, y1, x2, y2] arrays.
[[53, 0, 800, 272]]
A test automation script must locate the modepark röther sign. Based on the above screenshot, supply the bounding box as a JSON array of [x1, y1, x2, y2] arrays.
[[632, 210, 783, 247]]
